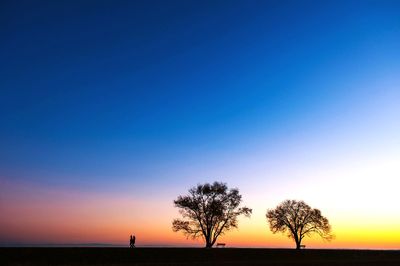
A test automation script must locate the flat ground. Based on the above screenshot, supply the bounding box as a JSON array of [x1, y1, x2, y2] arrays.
[[1, 247, 400, 266]]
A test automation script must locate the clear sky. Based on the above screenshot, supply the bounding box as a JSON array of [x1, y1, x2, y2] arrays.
[[0, 0, 399, 249]]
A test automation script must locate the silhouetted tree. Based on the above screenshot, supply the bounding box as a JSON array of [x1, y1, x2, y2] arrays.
[[266, 200, 333, 249], [172, 182, 252, 248]]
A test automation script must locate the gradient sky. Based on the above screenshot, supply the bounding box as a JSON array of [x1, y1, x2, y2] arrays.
[[1, 0, 399, 249]]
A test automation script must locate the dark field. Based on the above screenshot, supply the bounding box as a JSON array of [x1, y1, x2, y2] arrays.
[[1, 247, 400, 266]]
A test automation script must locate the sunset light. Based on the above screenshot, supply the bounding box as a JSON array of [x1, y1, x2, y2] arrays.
[[1, 2, 399, 265]]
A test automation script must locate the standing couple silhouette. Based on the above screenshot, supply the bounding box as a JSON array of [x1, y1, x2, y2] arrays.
[[129, 235, 136, 248]]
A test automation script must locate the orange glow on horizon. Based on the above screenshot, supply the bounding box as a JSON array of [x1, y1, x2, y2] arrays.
[[1, 178, 399, 249]]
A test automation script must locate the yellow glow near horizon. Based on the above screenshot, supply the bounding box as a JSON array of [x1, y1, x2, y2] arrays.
[[1, 151, 399, 249]]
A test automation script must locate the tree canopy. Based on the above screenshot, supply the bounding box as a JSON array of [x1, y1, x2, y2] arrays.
[[266, 200, 333, 249], [172, 181, 252, 248]]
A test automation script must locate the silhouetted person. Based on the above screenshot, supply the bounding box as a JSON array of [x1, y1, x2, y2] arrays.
[[130, 234, 136, 248]]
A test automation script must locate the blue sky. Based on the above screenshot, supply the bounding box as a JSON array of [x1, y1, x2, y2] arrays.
[[1, 0, 399, 198]]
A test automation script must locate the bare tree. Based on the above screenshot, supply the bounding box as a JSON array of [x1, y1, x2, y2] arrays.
[[266, 200, 333, 249], [172, 181, 252, 248]]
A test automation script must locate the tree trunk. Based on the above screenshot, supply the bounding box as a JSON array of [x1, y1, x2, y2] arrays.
[[295, 239, 302, 250], [205, 235, 212, 248], [291, 231, 301, 250], [294, 235, 301, 250]]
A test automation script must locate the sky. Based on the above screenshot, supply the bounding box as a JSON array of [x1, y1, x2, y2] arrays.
[[0, 0, 399, 249]]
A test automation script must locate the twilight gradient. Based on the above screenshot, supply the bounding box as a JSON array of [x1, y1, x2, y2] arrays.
[[1, 0, 399, 248]]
